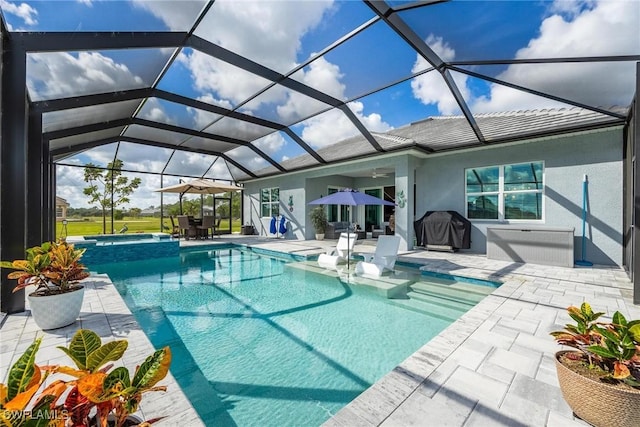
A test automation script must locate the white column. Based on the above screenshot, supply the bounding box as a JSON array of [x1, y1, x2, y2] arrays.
[[394, 155, 417, 251]]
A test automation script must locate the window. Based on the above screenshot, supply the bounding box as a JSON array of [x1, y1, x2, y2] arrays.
[[327, 187, 349, 222], [261, 187, 279, 217], [466, 161, 543, 221]]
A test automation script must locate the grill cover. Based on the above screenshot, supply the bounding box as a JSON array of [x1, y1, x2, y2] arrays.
[[414, 211, 471, 249]]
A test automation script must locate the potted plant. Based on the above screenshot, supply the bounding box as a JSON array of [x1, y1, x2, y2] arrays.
[[0, 329, 171, 427], [550, 302, 640, 427], [309, 206, 328, 240], [1, 239, 90, 330]]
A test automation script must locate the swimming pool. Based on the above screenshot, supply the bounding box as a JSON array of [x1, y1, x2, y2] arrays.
[[96, 246, 497, 426]]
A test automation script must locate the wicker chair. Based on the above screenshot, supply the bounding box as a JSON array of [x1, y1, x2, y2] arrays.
[[197, 215, 217, 239], [177, 215, 197, 240], [169, 216, 180, 238]]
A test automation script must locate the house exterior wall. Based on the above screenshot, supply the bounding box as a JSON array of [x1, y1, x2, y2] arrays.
[[416, 128, 624, 266], [242, 127, 624, 265], [243, 157, 403, 240]]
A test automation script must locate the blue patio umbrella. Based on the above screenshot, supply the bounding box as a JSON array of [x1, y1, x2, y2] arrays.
[[308, 188, 396, 207], [308, 188, 395, 268]]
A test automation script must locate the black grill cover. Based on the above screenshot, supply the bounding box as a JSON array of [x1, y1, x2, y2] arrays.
[[414, 211, 471, 249]]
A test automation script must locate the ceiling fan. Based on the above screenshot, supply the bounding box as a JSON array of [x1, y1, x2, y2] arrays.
[[372, 169, 389, 179]]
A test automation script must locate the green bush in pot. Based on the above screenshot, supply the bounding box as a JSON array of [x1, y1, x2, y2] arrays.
[[309, 206, 328, 237]]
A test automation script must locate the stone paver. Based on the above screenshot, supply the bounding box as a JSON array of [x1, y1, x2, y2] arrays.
[[2, 235, 636, 426]]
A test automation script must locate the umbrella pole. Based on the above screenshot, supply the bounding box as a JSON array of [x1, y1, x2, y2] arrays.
[[347, 206, 352, 270]]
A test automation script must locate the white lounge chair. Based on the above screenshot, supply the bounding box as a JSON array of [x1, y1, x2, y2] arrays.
[[317, 233, 358, 269], [355, 235, 401, 277]]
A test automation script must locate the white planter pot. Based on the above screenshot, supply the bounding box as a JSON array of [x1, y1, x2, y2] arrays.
[[28, 286, 85, 330], [315, 233, 325, 240]]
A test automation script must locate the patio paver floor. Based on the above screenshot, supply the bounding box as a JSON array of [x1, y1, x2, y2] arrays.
[[2, 234, 637, 426]]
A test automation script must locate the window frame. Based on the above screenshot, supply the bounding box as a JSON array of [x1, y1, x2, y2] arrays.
[[465, 161, 545, 222], [327, 186, 349, 222], [260, 187, 280, 218]]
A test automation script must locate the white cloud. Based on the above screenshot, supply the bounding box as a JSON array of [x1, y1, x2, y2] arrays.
[[300, 109, 353, 148], [292, 56, 346, 100], [183, 96, 227, 130], [116, 143, 174, 174], [205, 160, 234, 180], [71, 144, 119, 167], [178, 50, 272, 106], [27, 52, 144, 100], [252, 132, 286, 157], [56, 165, 88, 208], [411, 35, 469, 115], [226, 145, 268, 171], [411, 0, 638, 114], [474, 0, 638, 113], [297, 101, 392, 150], [132, 0, 208, 31], [175, 0, 394, 157], [0, 0, 38, 26], [500, 0, 635, 105], [285, 58, 391, 149], [139, 98, 179, 126], [193, 0, 334, 74], [547, 0, 597, 19], [179, 0, 353, 127], [276, 57, 345, 122], [348, 101, 392, 133]]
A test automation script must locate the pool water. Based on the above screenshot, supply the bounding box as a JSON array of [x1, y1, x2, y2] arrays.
[[96, 246, 490, 426]]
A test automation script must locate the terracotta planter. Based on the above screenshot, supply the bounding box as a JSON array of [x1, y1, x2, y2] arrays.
[[28, 286, 84, 330], [555, 350, 640, 427]]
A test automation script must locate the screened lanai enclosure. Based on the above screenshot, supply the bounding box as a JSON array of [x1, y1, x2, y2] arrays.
[[1, 0, 639, 312]]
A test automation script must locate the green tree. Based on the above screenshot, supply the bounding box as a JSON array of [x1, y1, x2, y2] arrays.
[[129, 207, 142, 218], [83, 159, 141, 234]]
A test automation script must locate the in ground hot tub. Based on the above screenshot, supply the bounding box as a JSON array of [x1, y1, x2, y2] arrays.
[[68, 233, 178, 266]]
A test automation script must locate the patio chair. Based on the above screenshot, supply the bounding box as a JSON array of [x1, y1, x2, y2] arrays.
[[197, 215, 217, 239], [216, 217, 222, 236], [371, 222, 387, 239], [177, 215, 197, 240], [317, 233, 358, 269], [169, 216, 180, 238], [355, 235, 401, 277]]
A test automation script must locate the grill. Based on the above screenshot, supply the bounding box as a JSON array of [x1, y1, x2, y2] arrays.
[[414, 211, 471, 251]]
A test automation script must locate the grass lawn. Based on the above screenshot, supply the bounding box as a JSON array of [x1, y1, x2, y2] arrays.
[[57, 217, 242, 238]]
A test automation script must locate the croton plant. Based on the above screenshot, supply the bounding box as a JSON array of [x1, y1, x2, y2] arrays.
[[551, 302, 640, 387], [0, 239, 90, 296], [0, 329, 171, 426]]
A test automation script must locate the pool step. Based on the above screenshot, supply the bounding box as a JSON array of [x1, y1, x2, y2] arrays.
[[410, 280, 493, 305], [387, 297, 464, 322], [406, 291, 476, 312], [417, 276, 497, 295], [286, 260, 411, 298]]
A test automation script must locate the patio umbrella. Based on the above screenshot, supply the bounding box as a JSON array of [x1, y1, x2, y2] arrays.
[[155, 178, 243, 214], [308, 188, 395, 268]]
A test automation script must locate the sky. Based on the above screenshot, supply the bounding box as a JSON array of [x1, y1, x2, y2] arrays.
[[1, 0, 638, 209]]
